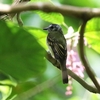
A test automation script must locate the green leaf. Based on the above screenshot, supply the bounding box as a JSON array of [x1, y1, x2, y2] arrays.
[[36, 11, 64, 25], [0, 21, 46, 82], [25, 27, 47, 49], [85, 18, 100, 54], [31, 0, 65, 25]]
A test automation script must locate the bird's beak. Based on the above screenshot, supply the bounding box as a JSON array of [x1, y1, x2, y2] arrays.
[[43, 27, 49, 30]]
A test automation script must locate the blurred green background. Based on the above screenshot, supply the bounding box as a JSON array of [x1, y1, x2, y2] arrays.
[[0, 0, 100, 100]]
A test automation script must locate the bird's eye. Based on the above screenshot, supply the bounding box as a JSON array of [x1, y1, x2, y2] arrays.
[[49, 24, 58, 31], [50, 25, 54, 29]]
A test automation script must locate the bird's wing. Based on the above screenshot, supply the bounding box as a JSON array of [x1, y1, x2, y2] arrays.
[[54, 41, 66, 59], [47, 36, 66, 60]]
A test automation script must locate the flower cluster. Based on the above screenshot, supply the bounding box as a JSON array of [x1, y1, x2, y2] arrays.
[[65, 27, 86, 95]]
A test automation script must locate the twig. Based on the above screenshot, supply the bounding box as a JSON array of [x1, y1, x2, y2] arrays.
[[0, 0, 30, 23], [0, 3, 100, 19], [13, 75, 60, 100], [78, 20, 100, 93], [12, 0, 29, 26], [16, 13, 23, 26], [46, 51, 99, 93]]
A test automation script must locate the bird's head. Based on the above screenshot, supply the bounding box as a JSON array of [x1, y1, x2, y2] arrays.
[[43, 24, 61, 32]]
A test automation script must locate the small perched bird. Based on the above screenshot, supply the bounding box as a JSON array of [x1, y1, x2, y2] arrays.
[[43, 24, 68, 84]]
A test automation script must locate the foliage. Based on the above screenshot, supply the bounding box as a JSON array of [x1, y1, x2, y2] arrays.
[[0, 0, 100, 100]]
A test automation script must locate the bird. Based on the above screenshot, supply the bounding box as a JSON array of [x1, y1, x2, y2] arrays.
[[43, 24, 68, 84]]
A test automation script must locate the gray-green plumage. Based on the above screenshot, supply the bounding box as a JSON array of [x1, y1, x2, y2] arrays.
[[43, 24, 68, 84]]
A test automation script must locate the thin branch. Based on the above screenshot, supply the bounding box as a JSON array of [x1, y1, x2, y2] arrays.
[[0, 0, 30, 22], [78, 20, 100, 93], [13, 75, 60, 100], [0, 3, 100, 19], [46, 51, 99, 93], [16, 13, 23, 26]]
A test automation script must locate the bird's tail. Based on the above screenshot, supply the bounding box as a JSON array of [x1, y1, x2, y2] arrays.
[[61, 60, 68, 84]]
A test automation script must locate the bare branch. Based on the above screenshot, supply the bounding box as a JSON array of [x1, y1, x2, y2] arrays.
[[0, 0, 30, 24], [16, 13, 23, 26], [45, 51, 99, 93], [13, 75, 60, 100], [0, 3, 100, 19], [78, 20, 100, 93]]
